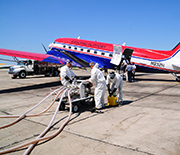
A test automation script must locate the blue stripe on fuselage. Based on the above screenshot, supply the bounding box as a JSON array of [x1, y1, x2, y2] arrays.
[[48, 48, 114, 68]]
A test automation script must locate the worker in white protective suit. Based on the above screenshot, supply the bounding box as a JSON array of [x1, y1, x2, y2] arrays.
[[60, 60, 76, 86], [86, 62, 106, 111], [106, 71, 123, 105]]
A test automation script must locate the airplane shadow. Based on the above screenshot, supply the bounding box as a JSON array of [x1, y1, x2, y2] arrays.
[[0, 81, 61, 94], [77, 76, 91, 80], [134, 78, 175, 83], [67, 100, 133, 115], [0, 75, 91, 94]]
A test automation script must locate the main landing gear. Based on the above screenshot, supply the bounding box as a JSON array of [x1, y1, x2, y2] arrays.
[[172, 73, 180, 82]]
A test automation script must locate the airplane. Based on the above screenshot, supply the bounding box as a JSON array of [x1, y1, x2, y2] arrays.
[[0, 37, 180, 82]]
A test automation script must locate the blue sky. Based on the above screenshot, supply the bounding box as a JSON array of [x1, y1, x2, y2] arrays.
[[0, 0, 180, 65]]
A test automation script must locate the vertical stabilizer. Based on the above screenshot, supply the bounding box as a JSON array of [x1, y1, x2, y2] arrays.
[[172, 42, 180, 52], [172, 42, 180, 59]]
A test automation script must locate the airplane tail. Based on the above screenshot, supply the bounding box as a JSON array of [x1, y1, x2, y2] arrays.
[[172, 42, 180, 52], [171, 42, 180, 71], [171, 42, 180, 59]]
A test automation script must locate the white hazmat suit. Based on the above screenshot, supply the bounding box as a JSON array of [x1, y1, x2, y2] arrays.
[[89, 63, 106, 109], [60, 65, 76, 86], [106, 72, 123, 103]]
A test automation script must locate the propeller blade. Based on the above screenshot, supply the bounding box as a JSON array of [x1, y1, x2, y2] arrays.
[[41, 43, 48, 53]]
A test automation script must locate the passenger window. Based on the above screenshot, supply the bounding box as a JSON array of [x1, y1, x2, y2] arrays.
[[101, 53, 105, 55], [63, 45, 66, 48], [74, 47, 77, 50], [69, 46, 71, 49], [109, 54, 112, 57], [87, 50, 90, 53], [81, 49, 83, 51], [94, 51, 97, 54]]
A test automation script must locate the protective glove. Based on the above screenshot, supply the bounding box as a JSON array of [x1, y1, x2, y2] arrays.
[[111, 88, 117, 95], [65, 75, 70, 80], [69, 79, 72, 84], [74, 76, 78, 79], [109, 92, 113, 97], [65, 75, 72, 83]]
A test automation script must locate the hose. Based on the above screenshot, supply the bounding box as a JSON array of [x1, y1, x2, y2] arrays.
[[0, 88, 73, 154], [23, 88, 69, 154], [0, 87, 64, 129]]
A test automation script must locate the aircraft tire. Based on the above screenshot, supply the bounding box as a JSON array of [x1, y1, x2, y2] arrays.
[[176, 78, 180, 82], [19, 71, 26, 78]]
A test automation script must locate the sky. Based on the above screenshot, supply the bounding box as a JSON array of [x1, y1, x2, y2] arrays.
[[0, 0, 180, 65]]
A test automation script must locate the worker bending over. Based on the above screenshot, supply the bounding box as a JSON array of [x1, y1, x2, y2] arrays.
[[86, 62, 106, 111], [106, 71, 123, 105], [60, 60, 76, 86]]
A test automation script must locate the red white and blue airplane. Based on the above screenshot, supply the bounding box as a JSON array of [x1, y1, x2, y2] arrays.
[[0, 37, 180, 81]]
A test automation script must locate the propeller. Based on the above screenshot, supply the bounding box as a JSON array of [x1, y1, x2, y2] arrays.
[[41, 43, 48, 53]]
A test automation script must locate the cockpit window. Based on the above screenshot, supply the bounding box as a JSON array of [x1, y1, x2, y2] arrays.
[[17, 61, 27, 65]]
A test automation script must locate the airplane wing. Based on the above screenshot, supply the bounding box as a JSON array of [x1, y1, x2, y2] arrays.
[[0, 48, 66, 64]]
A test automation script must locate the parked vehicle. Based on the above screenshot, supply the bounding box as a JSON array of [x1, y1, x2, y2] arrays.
[[8, 59, 60, 79]]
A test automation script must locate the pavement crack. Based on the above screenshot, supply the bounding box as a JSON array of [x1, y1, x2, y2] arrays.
[[0, 134, 39, 150], [132, 84, 177, 103], [0, 110, 12, 115], [64, 130, 155, 155]]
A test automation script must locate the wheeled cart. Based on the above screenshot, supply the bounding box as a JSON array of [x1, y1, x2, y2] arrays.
[[58, 80, 94, 112]]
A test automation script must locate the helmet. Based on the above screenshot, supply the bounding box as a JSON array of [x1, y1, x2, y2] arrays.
[[67, 60, 72, 64], [89, 62, 95, 66]]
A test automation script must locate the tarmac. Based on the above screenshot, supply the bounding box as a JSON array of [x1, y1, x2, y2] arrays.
[[0, 68, 180, 155]]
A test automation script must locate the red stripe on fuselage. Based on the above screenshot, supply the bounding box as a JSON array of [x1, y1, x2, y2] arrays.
[[55, 38, 179, 61], [55, 38, 114, 52]]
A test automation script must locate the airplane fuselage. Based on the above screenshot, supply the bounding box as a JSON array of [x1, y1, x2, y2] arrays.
[[48, 38, 180, 74]]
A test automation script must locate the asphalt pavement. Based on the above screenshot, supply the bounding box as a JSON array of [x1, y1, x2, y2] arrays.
[[0, 69, 180, 155]]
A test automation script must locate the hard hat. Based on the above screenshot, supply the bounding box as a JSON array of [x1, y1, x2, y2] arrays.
[[89, 62, 95, 66], [67, 60, 72, 64]]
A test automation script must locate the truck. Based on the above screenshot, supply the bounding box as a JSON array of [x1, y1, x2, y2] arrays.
[[8, 59, 60, 79]]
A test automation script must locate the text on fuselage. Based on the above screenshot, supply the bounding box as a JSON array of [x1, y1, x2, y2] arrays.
[[150, 61, 165, 68], [71, 40, 106, 49]]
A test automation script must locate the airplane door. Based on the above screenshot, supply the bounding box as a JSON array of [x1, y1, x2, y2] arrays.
[[121, 48, 134, 63], [110, 45, 123, 66]]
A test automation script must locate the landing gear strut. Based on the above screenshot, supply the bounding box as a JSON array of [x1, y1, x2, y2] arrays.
[[172, 73, 180, 82]]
